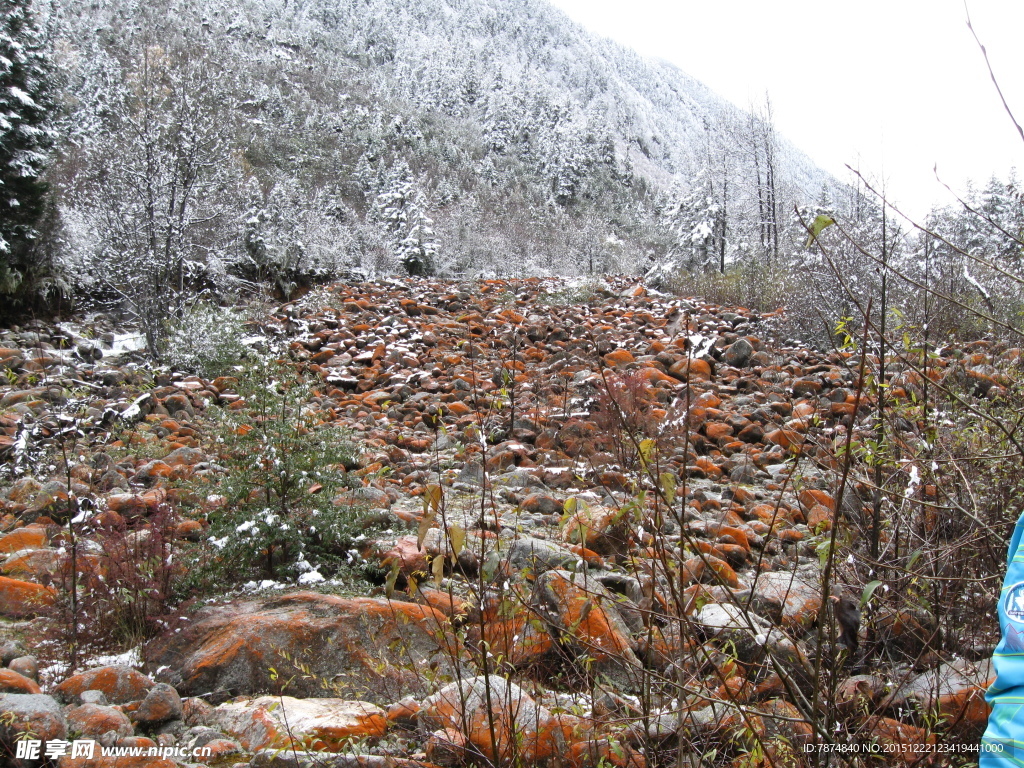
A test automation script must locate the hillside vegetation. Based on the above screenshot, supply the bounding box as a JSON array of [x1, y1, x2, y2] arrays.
[[3, 0, 1012, 354], [26, 0, 844, 315]]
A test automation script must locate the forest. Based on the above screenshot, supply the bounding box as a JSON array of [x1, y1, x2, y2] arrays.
[[4, 0, 1022, 351]]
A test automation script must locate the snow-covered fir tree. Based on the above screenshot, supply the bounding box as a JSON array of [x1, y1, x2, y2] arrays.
[[373, 163, 438, 276], [0, 0, 53, 293]]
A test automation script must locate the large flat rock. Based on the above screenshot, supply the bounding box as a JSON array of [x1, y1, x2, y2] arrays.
[[144, 592, 474, 704]]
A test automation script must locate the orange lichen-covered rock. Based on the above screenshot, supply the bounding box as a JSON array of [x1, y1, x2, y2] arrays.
[[534, 571, 637, 666], [870, 717, 936, 765], [143, 592, 473, 704], [472, 611, 555, 669], [834, 674, 887, 717], [637, 366, 678, 387], [603, 349, 635, 368], [798, 488, 835, 512], [693, 456, 723, 480], [830, 400, 856, 417], [174, 519, 204, 541], [444, 400, 471, 417], [637, 624, 697, 673], [748, 503, 782, 524], [534, 569, 643, 689], [55, 666, 155, 705], [791, 401, 816, 419], [125, 683, 182, 725], [58, 756, 176, 768], [211, 696, 386, 752], [765, 429, 803, 451], [106, 489, 166, 515], [0, 575, 56, 617], [566, 544, 606, 568], [1, 547, 58, 582], [714, 673, 754, 704], [412, 587, 471, 623], [66, 703, 134, 738], [702, 523, 751, 552], [682, 554, 741, 589], [806, 504, 833, 531], [0, 668, 41, 694], [749, 569, 823, 630], [0, 693, 67, 754], [379, 534, 431, 579], [0, 526, 46, 554], [755, 698, 814, 754], [668, 358, 712, 381], [704, 422, 735, 445], [192, 739, 241, 764], [568, 738, 647, 768], [697, 392, 722, 408], [134, 460, 174, 481], [693, 540, 748, 568], [885, 659, 993, 740], [422, 675, 584, 766], [386, 697, 421, 724], [425, 727, 471, 765], [560, 502, 621, 554]]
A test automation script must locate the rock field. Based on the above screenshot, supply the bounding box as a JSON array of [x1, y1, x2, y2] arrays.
[[0, 277, 1008, 767]]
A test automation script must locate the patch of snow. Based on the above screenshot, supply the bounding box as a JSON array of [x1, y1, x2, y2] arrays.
[[88, 646, 142, 668], [119, 393, 151, 421], [104, 332, 147, 358], [963, 266, 991, 300], [905, 464, 921, 497], [687, 333, 715, 358], [243, 579, 285, 591]]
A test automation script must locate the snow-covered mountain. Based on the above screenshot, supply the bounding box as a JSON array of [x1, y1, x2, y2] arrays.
[[47, 0, 840, 283]]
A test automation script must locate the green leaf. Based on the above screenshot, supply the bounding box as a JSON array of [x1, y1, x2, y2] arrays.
[[907, 548, 924, 570], [638, 439, 656, 467], [659, 472, 676, 505], [861, 580, 884, 608], [815, 539, 832, 568], [805, 214, 836, 247], [561, 496, 589, 534], [481, 549, 500, 582]]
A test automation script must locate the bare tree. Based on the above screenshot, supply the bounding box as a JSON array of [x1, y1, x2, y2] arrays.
[[70, 39, 237, 354]]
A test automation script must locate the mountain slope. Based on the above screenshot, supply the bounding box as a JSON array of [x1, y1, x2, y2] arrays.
[[46, 0, 839, 290]]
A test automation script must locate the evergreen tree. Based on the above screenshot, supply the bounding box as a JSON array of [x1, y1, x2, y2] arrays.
[[374, 163, 438, 276], [399, 200, 437, 277], [0, 0, 53, 292]]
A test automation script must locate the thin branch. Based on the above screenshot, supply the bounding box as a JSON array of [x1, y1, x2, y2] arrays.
[[965, 2, 1024, 145]]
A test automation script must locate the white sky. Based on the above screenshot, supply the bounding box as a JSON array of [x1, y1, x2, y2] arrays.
[[546, 0, 1024, 218]]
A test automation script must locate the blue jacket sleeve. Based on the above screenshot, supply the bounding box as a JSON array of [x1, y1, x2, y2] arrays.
[[981, 512, 1024, 764]]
